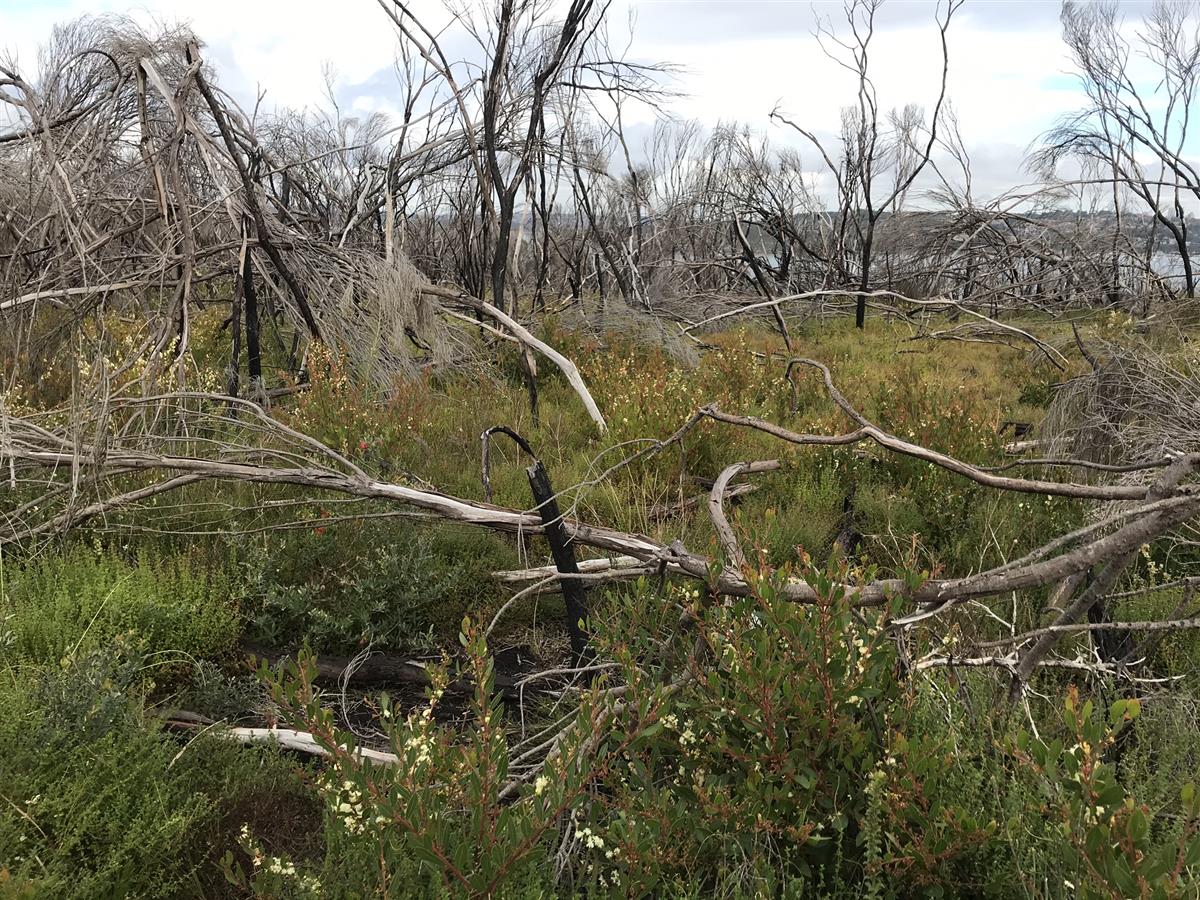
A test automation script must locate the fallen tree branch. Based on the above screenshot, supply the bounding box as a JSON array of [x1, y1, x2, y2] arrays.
[[493, 555, 649, 586], [701, 358, 1186, 501], [708, 460, 780, 570], [913, 654, 1176, 681], [974, 615, 1200, 650], [424, 284, 606, 433], [169, 720, 400, 765], [1009, 453, 1200, 697]]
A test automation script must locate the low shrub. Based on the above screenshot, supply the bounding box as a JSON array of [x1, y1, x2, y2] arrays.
[[0, 643, 316, 899], [237, 518, 515, 653], [0, 547, 240, 667]]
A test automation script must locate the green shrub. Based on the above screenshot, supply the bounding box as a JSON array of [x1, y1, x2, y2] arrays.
[[238, 519, 514, 653], [0, 547, 240, 667], [174, 658, 266, 724], [1018, 379, 1056, 408], [247, 553, 1200, 899], [1013, 691, 1200, 898], [574, 561, 998, 897], [0, 644, 316, 899], [238, 624, 632, 898]]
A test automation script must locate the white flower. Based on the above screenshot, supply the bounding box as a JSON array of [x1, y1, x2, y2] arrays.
[[266, 856, 297, 877], [534, 775, 550, 796]]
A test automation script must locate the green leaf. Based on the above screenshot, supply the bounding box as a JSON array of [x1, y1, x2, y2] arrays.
[[1141, 843, 1177, 883], [1128, 808, 1149, 844], [409, 841, 448, 876]]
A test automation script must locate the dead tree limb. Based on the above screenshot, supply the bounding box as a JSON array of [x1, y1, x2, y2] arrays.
[[708, 460, 780, 571], [184, 42, 321, 342], [701, 358, 1170, 501], [1008, 453, 1200, 697], [426, 284, 606, 433]]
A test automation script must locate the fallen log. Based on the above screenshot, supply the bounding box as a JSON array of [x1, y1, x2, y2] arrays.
[[166, 717, 399, 765], [1004, 439, 1049, 454], [244, 644, 436, 688]]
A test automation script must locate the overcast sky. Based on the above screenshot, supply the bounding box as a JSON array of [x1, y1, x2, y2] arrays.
[[0, 0, 1173, 202]]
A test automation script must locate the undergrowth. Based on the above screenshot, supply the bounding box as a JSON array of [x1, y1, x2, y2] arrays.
[[0, 644, 318, 899], [4, 316, 1199, 896]]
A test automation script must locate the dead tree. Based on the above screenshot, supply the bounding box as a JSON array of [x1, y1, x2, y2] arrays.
[[1039, 0, 1200, 298], [772, 0, 961, 328]]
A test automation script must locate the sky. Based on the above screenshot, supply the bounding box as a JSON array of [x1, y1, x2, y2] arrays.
[[0, 0, 1175, 204]]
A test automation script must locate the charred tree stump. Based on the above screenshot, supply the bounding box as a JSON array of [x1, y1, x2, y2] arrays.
[[1086, 573, 1135, 665], [527, 459, 591, 666], [832, 489, 862, 558], [482, 426, 591, 666]]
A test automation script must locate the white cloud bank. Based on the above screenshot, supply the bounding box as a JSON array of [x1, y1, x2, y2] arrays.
[[0, 0, 1170, 200]]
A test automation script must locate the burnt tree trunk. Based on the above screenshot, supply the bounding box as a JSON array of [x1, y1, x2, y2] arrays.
[[243, 239, 262, 393], [527, 459, 591, 666], [483, 426, 592, 666]]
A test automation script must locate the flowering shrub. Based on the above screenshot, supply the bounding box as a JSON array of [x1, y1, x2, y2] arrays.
[[571, 558, 993, 896], [281, 343, 435, 466], [239, 557, 1008, 897], [238, 621, 672, 898], [1014, 691, 1200, 899]]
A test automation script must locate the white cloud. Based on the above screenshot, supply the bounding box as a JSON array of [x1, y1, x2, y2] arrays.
[[0, 0, 1140, 200]]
